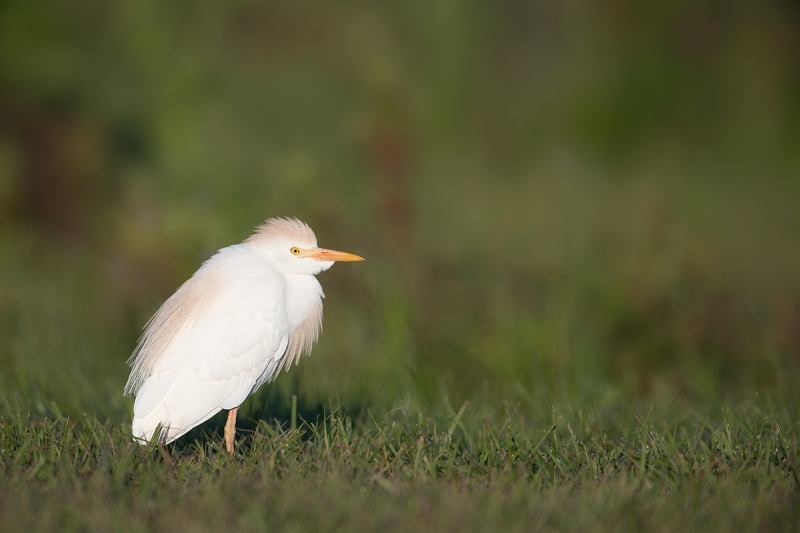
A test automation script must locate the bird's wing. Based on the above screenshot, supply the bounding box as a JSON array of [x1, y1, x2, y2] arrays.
[[130, 249, 291, 444]]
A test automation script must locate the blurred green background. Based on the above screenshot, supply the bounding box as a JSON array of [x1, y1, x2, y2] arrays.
[[1, 0, 799, 423]]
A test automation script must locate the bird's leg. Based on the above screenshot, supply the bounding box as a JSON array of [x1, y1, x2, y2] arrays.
[[225, 407, 238, 457], [158, 443, 173, 465]]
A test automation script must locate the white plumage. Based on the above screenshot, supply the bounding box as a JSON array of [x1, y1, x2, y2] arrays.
[[124, 218, 363, 452]]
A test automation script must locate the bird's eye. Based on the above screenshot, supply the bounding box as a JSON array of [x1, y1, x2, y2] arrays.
[[291, 247, 300, 255]]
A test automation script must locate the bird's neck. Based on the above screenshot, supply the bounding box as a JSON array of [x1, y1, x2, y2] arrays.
[[283, 274, 325, 334]]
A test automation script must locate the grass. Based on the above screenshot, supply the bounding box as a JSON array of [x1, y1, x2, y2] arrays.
[[2, 172, 800, 531], [1, 390, 798, 532], [2, 174, 799, 533]]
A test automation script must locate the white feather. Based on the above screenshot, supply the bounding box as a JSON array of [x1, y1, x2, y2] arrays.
[[125, 218, 340, 445]]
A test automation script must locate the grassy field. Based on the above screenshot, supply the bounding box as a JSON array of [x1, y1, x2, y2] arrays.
[[2, 182, 800, 532], [1, 389, 799, 532]]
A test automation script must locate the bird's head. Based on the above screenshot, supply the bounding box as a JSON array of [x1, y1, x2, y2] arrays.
[[246, 217, 364, 276]]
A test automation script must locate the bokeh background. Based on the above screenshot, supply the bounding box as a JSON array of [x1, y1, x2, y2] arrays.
[[1, 0, 799, 424]]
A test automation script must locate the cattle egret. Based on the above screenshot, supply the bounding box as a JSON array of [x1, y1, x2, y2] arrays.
[[124, 217, 364, 455]]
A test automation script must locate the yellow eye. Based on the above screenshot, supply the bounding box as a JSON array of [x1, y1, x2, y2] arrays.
[[291, 247, 300, 255]]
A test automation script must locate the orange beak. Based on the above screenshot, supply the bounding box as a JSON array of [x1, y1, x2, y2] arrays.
[[306, 248, 365, 262]]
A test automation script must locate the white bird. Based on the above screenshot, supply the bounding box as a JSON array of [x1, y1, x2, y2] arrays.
[[124, 217, 364, 455]]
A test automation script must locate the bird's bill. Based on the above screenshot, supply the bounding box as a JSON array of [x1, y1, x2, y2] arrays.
[[306, 248, 365, 262]]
